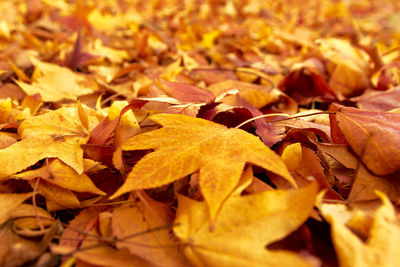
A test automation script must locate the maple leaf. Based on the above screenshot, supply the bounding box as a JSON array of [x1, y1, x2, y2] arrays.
[[15, 58, 97, 102], [111, 114, 295, 222], [321, 191, 400, 267], [0, 107, 88, 178], [173, 182, 318, 267]]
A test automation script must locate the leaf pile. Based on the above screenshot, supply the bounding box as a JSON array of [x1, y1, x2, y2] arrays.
[[1, 0, 400, 266]]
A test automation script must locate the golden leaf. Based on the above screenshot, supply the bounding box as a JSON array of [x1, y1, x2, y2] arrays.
[[322, 191, 400, 267], [0, 107, 88, 178], [112, 114, 295, 222], [173, 182, 318, 267], [15, 58, 97, 102]]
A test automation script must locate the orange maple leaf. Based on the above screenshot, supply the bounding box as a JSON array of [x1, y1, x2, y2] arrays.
[[111, 114, 295, 222]]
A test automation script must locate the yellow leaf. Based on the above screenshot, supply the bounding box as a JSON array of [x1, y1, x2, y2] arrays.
[[0, 98, 11, 124], [110, 100, 141, 171], [77, 100, 89, 130], [10, 204, 54, 230], [160, 57, 183, 81], [75, 228, 153, 267], [173, 182, 318, 267], [15, 58, 97, 102], [111, 114, 295, 222], [0, 107, 88, 178], [75, 246, 152, 267], [317, 38, 371, 97], [322, 191, 400, 267], [200, 30, 220, 49], [281, 143, 302, 172], [14, 159, 105, 195], [33, 180, 81, 212], [8, 60, 31, 82], [0, 193, 33, 225], [21, 94, 42, 116]]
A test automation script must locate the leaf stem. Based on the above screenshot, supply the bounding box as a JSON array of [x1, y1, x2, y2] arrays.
[[234, 111, 333, 129]]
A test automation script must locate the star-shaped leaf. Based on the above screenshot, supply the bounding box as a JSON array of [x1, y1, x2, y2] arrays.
[[0, 107, 88, 178], [173, 182, 318, 267], [111, 114, 295, 221]]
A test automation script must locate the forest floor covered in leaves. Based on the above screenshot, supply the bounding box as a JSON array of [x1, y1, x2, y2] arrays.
[[0, 0, 400, 266]]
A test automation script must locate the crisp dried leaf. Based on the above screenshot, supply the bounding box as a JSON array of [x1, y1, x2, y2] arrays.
[[173, 182, 318, 267], [75, 246, 152, 267], [353, 87, 400, 111], [0, 222, 44, 266], [112, 114, 295, 222], [317, 38, 371, 97], [281, 143, 302, 172]]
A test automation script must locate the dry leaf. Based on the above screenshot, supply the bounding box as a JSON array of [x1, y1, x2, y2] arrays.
[[333, 104, 400, 175], [112, 192, 186, 267], [15, 58, 97, 102], [0, 107, 88, 178], [173, 182, 318, 267], [322, 191, 400, 267], [112, 114, 295, 222]]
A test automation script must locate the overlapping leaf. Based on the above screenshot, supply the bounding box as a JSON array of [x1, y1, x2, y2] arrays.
[[0, 107, 89, 178], [112, 114, 295, 221], [321, 192, 400, 267], [173, 182, 318, 267], [333, 104, 400, 175]]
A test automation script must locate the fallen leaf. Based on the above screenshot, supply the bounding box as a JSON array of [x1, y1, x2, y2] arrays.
[[333, 104, 400, 175], [112, 114, 295, 222], [353, 87, 400, 111], [158, 79, 215, 103], [207, 79, 275, 108], [112, 192, 186, 267], [0, 107, 88, 178], [0, 193, 33, 225], [33, 180, 81, 211], [173, 182, 318, 267], [13, 159, 105, 195], [15, 57, 97, 102], [322, 191, 400, 267]]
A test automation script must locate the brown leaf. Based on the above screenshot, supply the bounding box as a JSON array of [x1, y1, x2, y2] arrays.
[[333, 104, 400, 175]]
